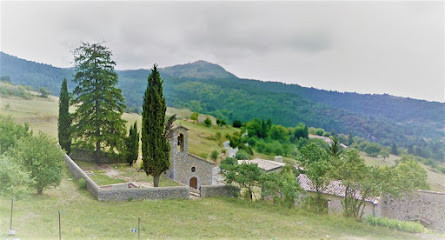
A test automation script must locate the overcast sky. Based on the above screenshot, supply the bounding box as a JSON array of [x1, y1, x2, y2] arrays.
[[1, 1, 444, 102]]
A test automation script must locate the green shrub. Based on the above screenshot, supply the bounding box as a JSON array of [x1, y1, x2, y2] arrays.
[[190, 112, 199, 121], [235, 149, 250, 160], [78, 178, 87, 190], [232, 120, 242, 128], [199, 153, 208, 159], [203, 117, 212, 127], [365, 216, 425, 233], [211, 150, 219, 160]]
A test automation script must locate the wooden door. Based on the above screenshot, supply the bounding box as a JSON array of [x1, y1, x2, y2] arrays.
[[190, 177, 198, 189]]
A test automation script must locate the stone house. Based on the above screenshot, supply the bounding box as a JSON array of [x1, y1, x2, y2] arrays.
[[166, 125, 213, 189]]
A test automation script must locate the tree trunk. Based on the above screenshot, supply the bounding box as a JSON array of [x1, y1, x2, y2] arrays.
[[95, 140, 100, 163], [153, 174, 160, 187]]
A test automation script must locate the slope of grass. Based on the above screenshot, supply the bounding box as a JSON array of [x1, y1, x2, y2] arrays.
[[0, 171, 428, 240]]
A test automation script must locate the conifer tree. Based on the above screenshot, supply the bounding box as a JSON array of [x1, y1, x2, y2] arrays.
[[71, 43, 126, 161], [142, 65, 170, 187], [125, 122, 139, 166], [58, 78, 71, 154]]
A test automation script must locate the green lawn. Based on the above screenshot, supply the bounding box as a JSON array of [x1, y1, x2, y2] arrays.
[[89, 173, 127, 186], [0, 170, 431, 240]]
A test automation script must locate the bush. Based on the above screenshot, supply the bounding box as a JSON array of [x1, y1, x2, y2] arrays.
[[365, 216, 425, 233], [9, 132, 65, 194], [190, 112, 199, 121], [232, 120, 242, 128], [211, 150, 219, 160], [220, 157, 237, 171], [78, 178, 87, 190], [0, 155, 34, 199], [235, 149, 250, 160], [203, 117, 212, 127]]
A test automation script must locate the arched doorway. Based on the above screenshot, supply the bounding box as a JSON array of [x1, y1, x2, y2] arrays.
[[189, 177, 198, 189]]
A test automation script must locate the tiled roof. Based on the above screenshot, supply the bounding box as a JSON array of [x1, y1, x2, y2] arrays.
[[298, 174, 379, 204], [238, 159, 285, 172]]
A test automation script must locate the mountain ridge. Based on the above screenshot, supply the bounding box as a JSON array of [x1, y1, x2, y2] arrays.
[[1, 51, 444, 158]]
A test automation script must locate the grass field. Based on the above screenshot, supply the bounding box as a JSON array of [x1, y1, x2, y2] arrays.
[[0, 169, 435, 240]]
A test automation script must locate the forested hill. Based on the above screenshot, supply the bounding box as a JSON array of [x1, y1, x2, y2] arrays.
[[1, 51, 444, 151]]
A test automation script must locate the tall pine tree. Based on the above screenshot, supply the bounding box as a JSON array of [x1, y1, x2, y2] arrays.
[[142, 65, 170, 187], [58, 78, 71, 154], [71, 43, 126, 161]]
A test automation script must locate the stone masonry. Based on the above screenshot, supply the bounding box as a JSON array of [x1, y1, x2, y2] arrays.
[[166, 125, 213, 189]]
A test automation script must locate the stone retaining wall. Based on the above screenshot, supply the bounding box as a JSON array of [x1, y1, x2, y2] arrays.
[[200, 185, 240, 198], [64, 154, 189, 201], [380, 190, 445, 232]]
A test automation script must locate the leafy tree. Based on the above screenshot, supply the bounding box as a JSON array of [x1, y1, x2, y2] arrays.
[[232, 120, 242, 128], [216, 118, 226, 126], [125, 122, 139, 166], [71, 42, 127, 160], [220, 157, 237, 171], [0, 155, 34, 199], [379, 148, 390, 161], [235, 149, 250, 160], [299, 143, 331, 207], [142, 65, 170, 187], [224, 163, 263, 201], [203, 117, 212, 127], [9, 133, 64, 194], [292, 123, 308, 141], [364, 143, 381, 157], [261, 167, 302, 208], [333, 150, 429, 220], [0, 116, 30, 154], [58, 78, 71, 154], [38, 87, 50, 98], [190, 112, 199, 121], [210, 150, 219, 160], [269, 125, 288, 141]]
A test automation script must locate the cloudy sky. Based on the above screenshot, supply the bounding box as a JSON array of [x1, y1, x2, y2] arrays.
[[1, 1, 444, 102]]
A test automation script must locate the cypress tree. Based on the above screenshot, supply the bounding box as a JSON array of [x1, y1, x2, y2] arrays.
[[71, 43, 126, 161], [58, 78, 71, 154], [142, 65, 170, 187], [125, 122, 139, 166]]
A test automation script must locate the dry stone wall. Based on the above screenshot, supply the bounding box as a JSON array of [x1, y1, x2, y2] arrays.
[[64, 154, 189, 201], [380, 190, 445, 232], [200, 185, 240, 198]]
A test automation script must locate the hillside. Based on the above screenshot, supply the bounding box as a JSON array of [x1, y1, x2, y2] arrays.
[[1, 86, 444, 192], [1, 52, 444, 160]]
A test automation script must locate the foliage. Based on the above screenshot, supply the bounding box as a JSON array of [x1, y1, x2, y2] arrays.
[[365, 216, 425, 233], [232, 120, 242, 128], [224, 163, 263, 201], [261, 167, 303, 208], [0, 155, 34, 199], [299, 143, 331, 208], [391, 143, 399, 155], [190, 112, 199, 121], [142, 65, 170, 187], [9, 132, 64, 194], [3, 52, 444, 162], [203, 117, 212, 127], [379, 148, 390, 161], [71, 42, 127, 159], [58, 78, 71, 154], [0, 83, 32, 99], [364, 143, 381, 157], [235, 149, 251, 160], [210, 150, 219, 160], [220, 157, 237, 171], [292, 123, 309, 141], [39, 87, 50, 98], [328, 136, 342, 157], [332, 150, 429, 220], [216, 118, 226, 126], [125, 122, 139, 166], [0, 116, 31, 154]]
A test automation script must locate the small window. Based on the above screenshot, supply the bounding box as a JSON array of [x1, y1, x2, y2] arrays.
[[178, 134, 184, 152], [191, 167, 196, 172]]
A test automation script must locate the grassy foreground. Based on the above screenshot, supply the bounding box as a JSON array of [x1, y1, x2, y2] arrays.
[[0, 170, 427, 240]]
